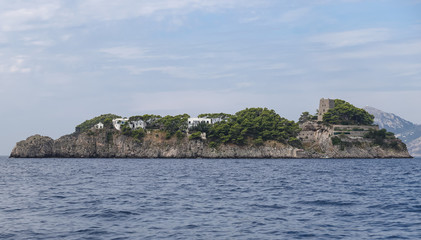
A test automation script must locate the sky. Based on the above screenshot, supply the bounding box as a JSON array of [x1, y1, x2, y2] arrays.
[[1, 0, 421, 155]]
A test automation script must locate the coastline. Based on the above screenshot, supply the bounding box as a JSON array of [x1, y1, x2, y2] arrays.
[[9, 131, 412, 159]]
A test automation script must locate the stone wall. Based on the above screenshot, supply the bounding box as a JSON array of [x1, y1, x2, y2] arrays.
[[332, 125, 379, 137]]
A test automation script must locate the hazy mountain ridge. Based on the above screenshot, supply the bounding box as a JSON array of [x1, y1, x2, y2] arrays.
[[364, 106, 421, 156]]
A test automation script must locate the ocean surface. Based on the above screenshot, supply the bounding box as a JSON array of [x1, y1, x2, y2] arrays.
[[1, 156, 421, 239]]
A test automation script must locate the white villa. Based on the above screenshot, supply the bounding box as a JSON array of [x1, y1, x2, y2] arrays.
[[112, 118, 146, 131], [112, 118, 129, 131], [94, 122, 104, 129], [129, 120, 146, 130], [188, 118, 212, 128]]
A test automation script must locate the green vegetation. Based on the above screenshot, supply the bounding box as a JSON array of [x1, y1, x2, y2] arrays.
[[364, 129, 407, 151], [331, 136, 342, 146], [364, 128, 395, 140], [76, 108, 302, 147], [364, 129, 395, 145], [189, 121, 211, 133], [129, 114, 162, 129], [157, 114, 190, 139], [298, 111, 317, 123], [323, 99, 374, 125], [121, 123, 145, 141], [106, 132, 113, 143], [330, 136, 356, 150], [189, 132, 202, 140], [207, 108, 300, 145], [175, 130, 185, 140], [198, 113, 232, 122], [75, 114, 121, 132]]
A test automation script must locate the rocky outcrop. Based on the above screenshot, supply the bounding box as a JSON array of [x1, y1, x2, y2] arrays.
[[10, 130, 302, 158], [10, 127, 412, 158], [364, 106, 421, 156], [11, 135, 55, 158], [298, 121, 411, 158]]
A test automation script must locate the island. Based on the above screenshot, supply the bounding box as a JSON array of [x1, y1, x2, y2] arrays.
[[10, 99, 412, 158]]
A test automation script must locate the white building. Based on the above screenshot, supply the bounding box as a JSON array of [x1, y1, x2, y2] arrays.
[[112, 118, 147, 131], [188, 118, 212, 128], [112, 118, 129, 131], [94, 122, 104, 129], [129, 120, 146, 130]]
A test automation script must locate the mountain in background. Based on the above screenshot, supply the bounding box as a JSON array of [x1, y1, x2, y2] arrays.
[[364, 106, 421, 157]]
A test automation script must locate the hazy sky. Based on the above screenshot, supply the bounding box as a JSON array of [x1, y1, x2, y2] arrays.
[[1, 0, 421, 155]]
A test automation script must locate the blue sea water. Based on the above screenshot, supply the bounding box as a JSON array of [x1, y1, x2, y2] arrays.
[[1, 156, 421, 239]]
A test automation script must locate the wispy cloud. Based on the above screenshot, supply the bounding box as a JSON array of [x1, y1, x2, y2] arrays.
[[310, 28, 391, 48], [100, 47, 149, 59], [321, 40, 421, 59], [119, 65, 238, 80], [0, 56, 31, 73], [0, 2, 61, 31], [130, 90, 270, 114], [0, 0, 266, 32], [279, 8, 310, 23]]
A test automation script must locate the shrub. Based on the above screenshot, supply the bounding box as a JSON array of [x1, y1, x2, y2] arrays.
[[209, 141, 219, 148], [331, 136, 342, 146], [75, 114, 121, 132], [106, 132, 113, 143], [189, 132, 202, 140], [175, 130, 184, 140], [288, 137, 302, 148]]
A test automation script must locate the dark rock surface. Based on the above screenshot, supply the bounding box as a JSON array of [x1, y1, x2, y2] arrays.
[[10, 127, 411, 158]]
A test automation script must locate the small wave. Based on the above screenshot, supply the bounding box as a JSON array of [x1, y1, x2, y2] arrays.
[[404, 205, 421, 213], [82, 209, 139, 219], [173, 224, 199, 230], [250, 203, 287, 209], [297, 200, 356, 207]]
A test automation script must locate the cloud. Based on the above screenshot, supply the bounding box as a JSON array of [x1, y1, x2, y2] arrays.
[[279, 8, 310, 23], [0, 0, 266, 32], [119, 65, 238, 80], [130, 90, 273, 115], [100, 47, 149, 59], [321, 40, 421, 59], [0, 2, 61, 31], [310, 28, 391, 48], [0, 56, 31, 73], [121, 66, 178, 75]]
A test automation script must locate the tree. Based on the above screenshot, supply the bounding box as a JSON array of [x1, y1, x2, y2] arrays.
[[208, 107, 300, 145], [129, 114, 162, 129], [323, 99, 374, 125], [189, 121, 211, 133], [298, 112, 316, 124], [75, 114, 121, 132], [198, 113, 232, 122], [157, 114, 190, 138]]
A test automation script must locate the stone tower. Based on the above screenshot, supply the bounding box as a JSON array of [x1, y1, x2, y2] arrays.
[[318, 98, 335, 121]]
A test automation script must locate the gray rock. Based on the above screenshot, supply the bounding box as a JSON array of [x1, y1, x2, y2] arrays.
[[10, 126, 411, 158]]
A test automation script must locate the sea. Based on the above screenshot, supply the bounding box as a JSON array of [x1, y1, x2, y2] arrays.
[[1, 156, 421, 239]]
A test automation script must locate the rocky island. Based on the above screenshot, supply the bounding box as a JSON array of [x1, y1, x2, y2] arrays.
[[10, 99, 411, 158]]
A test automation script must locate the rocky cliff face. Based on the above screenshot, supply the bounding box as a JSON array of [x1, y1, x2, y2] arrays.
[[298, 122, 411, 159], [10, 127, 411, 158], [364, 106, 421, 156]]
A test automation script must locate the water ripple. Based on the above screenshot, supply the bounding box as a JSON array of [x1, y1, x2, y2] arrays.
[[1, 157, 421, 239]]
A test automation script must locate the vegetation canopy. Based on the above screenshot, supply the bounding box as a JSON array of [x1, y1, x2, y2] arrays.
[[75, 114, 121, 132], [298, 111, 317, 124], [157, 114, 190, 139], [323, 99, 374, 125], [207, 108, 300, 145]]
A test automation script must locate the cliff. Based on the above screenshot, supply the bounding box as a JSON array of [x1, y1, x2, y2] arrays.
[[10, 126, 411, 158], [364, 106, 421, 157]]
